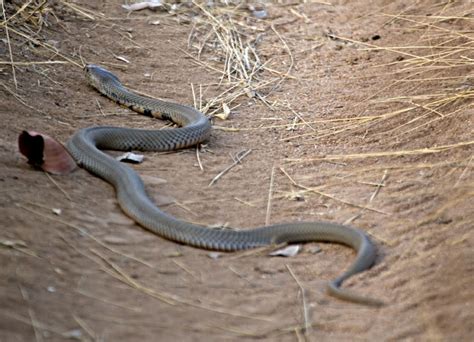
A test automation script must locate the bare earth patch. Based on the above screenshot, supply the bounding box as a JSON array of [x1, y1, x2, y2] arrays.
[[1, 1, 472, 341]]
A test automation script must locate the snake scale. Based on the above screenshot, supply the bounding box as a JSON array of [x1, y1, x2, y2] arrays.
[[66, 64, 383, 306]]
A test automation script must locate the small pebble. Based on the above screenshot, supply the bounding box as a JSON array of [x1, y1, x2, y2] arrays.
[[208, 252, 221, 260]]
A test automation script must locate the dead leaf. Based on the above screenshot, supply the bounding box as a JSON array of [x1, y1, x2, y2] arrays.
[[214, 103, 231, 120], [18, 130, 77, 175]]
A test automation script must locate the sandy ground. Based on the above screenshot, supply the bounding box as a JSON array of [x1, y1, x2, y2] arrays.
[[1, 1, 473, 341]]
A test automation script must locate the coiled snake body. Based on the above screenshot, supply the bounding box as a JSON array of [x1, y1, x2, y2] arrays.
[[67, 65, 382, 306]]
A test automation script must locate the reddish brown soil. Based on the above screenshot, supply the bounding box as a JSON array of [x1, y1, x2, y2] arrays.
[[1, 1, 472, 341]]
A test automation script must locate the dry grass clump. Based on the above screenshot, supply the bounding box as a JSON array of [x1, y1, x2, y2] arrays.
[[183, 2, 292, 117], [287, 1, 473, 156], [364, 2, 474, 140], [0, 1, 90, 88], [0, 1, 89, 112]]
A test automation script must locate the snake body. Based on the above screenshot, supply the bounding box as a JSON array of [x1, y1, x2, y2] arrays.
[[67, 65, 382, 306]]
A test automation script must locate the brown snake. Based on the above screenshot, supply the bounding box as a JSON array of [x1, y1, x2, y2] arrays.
[[66, 64, 383, 306]]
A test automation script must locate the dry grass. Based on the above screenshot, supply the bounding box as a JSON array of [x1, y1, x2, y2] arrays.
[[279, 2, 473, 152], [184, 1, 293, 117], [1, 1, 87, 67]]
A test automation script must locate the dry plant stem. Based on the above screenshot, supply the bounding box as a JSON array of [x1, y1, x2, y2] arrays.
[[76, 289, 142, 313], [209, 149, 252, 186], [196, 146, 204, 171], [0, 311, 64, 338], [44, 172, 72, 201], [18, 286, 43, 342], [345, 170, 388, 225], [0, 0, 34, 27], [286, 264, 310, 336], [59, 0, 96, 20], [454, 155, 472, 188], [72, 315, 97, 341], [278, 167, 387, 214], [8, 26, 82, 67], [172, 259, 201, 282], [287, 140, 474, 163], [265, 165, 276, 226], [369, 170, 388, 202], [0, 61, 68, 65]]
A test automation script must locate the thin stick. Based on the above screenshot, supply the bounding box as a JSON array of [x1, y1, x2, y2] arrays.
[[286, 265, 310, 336], [95, 99, 105, 116], [454, 155, 472, 188], [286, 140, 474, 163], [59, 0, 97, 20], [345, 170, 389, 225], [8, 26, 82, 67], [172, 259, 201, 282], [209, 149, 252, 186], [0, 0, 34, 27], [196, 146, 204, 171], [44, 172, 72, 201], [0, 60, 69, 65], [191, 83, 197, 109], [19, 286, 43, 342], [0, 311, 64, 337], [265, 165, 276, 226], [369, 170, 388, 202], [279, 167, 387, 214], [72, 315, 97, 341], [76, 289, 142, 313]]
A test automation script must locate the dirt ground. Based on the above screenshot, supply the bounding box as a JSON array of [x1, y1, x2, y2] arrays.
[[1, 1, 473, 341]]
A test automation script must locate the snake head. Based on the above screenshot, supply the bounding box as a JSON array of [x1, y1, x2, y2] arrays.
[[84, 64, 121, 94]]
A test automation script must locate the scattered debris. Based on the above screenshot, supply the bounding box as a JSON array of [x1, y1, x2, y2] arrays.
[[269, 245, 301, 257], [122, 0, 163, 12], [63, 329, 83, 339], [208, 252, 222, 260], [113, 55, 130, 64], [0, 239, 27, 248], [214, 103, 231, 120], [248, 4, 268, 19], [116, 152, 144, 164]]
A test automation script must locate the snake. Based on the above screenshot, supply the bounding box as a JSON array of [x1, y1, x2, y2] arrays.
[[66, 64, 383, 306]]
